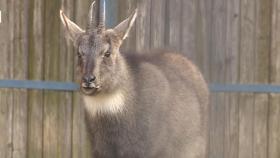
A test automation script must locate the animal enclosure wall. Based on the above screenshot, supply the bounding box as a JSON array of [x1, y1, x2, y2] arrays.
[[0, 0, 279, 158]]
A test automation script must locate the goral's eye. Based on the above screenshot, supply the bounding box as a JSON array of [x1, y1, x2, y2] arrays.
[[104, 51, 111, 58]]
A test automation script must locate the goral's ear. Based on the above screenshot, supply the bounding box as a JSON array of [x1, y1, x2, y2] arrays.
[[113, 9, 138, 41], [60, 10, 85, 44]]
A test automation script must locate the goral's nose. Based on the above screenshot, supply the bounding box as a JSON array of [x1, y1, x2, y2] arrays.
[[82, 75, 96, 84]]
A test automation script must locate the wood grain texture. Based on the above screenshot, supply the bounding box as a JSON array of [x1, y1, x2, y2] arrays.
[[0, 0, 13, 158], [191, 0, 208, 78], [150, 0, 166, 49], [136, 0, 151, 51], [58, 0, 75, 157], [208, 0, 227, 158], [268, 95, 280, 158], [197, 0, 211, 82], [118, 0, 137, 51], [181, 0, 197, 62], [253, 0, 271, 158], [43, 0, 61, 157], [223, 0, 240, 158], [12, 1, 29, 158], [239, 0, 256, 158], [196, 2, 211, 156], [166, 0, 181, 51], [27, 0, 44, 157], [270, 0, 280, 158]]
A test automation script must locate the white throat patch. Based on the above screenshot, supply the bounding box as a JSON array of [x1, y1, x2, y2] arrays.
[[83, 90, 126, 116]]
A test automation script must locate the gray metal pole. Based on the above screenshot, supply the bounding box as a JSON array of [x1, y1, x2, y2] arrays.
[[105, 0, 119, 28]]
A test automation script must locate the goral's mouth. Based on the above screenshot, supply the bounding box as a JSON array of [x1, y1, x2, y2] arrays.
[[80, 83, 100, 95]]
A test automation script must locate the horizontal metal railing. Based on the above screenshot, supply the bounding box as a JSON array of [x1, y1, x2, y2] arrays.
[[0, 80, 79, 91], [0, 79, 280, 93]]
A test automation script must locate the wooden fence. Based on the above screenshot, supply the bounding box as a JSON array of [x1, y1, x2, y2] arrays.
[[0, 0, 279, 158]]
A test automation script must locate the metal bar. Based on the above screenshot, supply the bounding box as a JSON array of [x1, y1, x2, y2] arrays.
[[0, 80, 79, 91], [0, 80, 280, 93], [105, 0, 118, 28], [209, 84, 280, 93]]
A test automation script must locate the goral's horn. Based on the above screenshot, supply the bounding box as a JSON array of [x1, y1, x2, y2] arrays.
[[87, 1, 96, 32], [87, 0, 106, 33], [97, 0, 106, 32]]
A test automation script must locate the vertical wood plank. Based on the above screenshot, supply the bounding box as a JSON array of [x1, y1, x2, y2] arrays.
[[150, 0, 166, 49], [72, 1, 92, 158], [253, 0, 271, 158], [223, 0, 240, 158], [12, 0, 29, 158], [166, 0, 181, 51], [136, 0, 151, 51], [118, 0, 137, 51], [27, 0, 44, 157], [239, 0, 256, 158], [208, 0, 227, 157], [269, 47, 280, 158], [253, 94, 268, 158], [269, 0, 280, 157], [43, 0, 61, 157], [196, 0, 211, 82], [224, 93, 239, 158], [196, 2, 212, 156], [181, 0, 197, 62], [58, 0, 75, 158], [72, 95, 90, 158], [0, 0, 13, 158], [268, 94, 280, 158]]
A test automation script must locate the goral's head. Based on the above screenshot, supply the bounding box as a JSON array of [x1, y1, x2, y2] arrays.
[[60, 1, 137, 95]]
